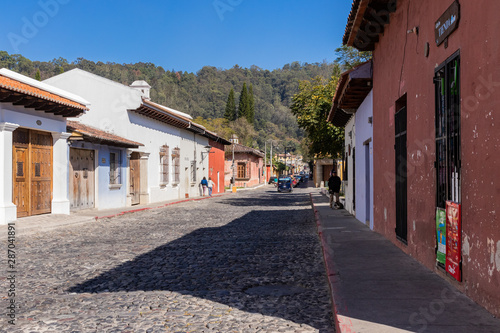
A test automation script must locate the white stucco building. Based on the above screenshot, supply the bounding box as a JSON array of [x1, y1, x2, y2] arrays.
[[328, 61, 374, 229], [0, 68, 89, 224], [45, 69, 214, 209]]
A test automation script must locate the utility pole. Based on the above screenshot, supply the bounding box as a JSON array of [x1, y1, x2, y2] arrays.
[[264, 141, 267, 183], [270, 142, 273, 179]]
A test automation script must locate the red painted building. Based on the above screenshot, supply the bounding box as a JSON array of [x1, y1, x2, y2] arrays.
[[207, 137, 230, 195], [225, 143, 264, 188], [344, 0, 500, 316]]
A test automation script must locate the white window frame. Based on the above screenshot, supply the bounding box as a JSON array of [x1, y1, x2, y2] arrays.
[[160, 145, 169, 186], [109, 150, 122, 188], [172, 147, 180, 185]]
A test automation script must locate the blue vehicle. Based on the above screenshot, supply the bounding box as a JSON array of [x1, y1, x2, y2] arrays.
[[277, 177, 293, 192]]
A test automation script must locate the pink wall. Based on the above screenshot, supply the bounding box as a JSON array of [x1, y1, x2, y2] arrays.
[[372, 0, 500, 315], [224, 152, 263, 187]]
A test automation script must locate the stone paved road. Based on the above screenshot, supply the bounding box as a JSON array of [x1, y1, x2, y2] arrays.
[[2, 183, 335, 333]]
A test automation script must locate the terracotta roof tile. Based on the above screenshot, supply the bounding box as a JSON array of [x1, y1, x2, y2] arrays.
[[227, 143, 264, 157], [0, 74, 88, 111], [67, 121, 143, 148]]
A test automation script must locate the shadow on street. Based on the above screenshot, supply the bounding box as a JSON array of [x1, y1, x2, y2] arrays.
[[67, 199, 332, 330]]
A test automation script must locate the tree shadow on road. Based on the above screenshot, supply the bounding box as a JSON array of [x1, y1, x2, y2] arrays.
[[222, 192, 309, 207], [67, 208, 334, 331]]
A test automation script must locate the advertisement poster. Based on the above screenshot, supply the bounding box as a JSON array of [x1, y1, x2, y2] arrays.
[[436, 208, 446, 265], [445, 201, 461, 281]]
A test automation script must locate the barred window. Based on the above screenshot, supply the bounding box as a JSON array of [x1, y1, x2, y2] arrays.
[[435, 51, 461, 208], [160, 145, 169, 184], [172, 148, 180, 184], [191, 160, 196, 183], [109, 151, 121, 185]]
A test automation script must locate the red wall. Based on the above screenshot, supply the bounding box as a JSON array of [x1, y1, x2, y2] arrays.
[[208, 139, 226, 194], [372, 0, 500, 315]]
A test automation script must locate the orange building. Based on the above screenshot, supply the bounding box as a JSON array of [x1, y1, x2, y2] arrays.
[[207, 136, 231, 194]]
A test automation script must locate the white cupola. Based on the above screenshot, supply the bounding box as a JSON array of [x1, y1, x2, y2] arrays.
[[130, 80, 151, 100]]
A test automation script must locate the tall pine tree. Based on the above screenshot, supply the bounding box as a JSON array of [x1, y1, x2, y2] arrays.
[[247, 84, 255, 124], [35, 69, 41, 81], [238, 82, 249, 119], [224, 88, 236, 121]]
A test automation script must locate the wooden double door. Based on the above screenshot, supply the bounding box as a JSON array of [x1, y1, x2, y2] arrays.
[[69, 148, 95, 211], [13, 129, 53, 218]]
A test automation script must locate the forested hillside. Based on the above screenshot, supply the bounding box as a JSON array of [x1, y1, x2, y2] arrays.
[[0, 51, 337, 153]]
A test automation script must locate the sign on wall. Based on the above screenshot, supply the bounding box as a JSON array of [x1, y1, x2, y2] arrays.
[[435, 1, 460, 46], [445, 201, 461, 281], [436, 208, 446, 265]]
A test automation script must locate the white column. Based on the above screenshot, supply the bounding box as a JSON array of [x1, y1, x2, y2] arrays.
[[51, 132, 72, 215], [139, 152, 150, 204], [0, 122, 20, 225], [125, 150, 133, 206]]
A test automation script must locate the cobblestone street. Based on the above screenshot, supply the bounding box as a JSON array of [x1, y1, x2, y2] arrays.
[[2, 184, 335, 332]]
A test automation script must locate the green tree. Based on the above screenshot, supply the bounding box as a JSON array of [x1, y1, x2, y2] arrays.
[[238, 82, 249, 119], [224, 88, 236, 121], [247, 83, 255, 124], [334, 45, 372, 70], [230, 117, 256, 147], [290, 71, 344, 158], [35, 69, 41, 81]]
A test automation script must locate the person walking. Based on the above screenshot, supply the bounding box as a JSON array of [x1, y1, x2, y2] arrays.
[[200, 177, 208, 196], [207, 177, 215, 196], [328, 170, 341, 209]]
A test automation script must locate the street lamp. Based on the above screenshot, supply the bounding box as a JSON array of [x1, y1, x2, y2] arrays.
[[284, 146, 293, 175], [264, 140, 278, 182]]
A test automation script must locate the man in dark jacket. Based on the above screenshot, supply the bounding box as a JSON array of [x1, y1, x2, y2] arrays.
[[328, 170, 341, 208]]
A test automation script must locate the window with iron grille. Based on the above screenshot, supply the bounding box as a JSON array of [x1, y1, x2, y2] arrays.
[[160, 145, 169, 184], [172, 147, 180, 184], [109, 151, 121, 185], [191, 160, 196, 183], [435, 51, 461, 209]]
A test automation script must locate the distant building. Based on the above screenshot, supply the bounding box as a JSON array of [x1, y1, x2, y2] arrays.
[[225, 143, 264, 188]]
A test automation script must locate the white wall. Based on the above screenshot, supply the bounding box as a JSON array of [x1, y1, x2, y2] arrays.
[[344, 116, 355, 215], [179, 131, 209, 198], [0, 103, 70, 223], [354, 90, 374, 229], [45, 69, 207, 206]]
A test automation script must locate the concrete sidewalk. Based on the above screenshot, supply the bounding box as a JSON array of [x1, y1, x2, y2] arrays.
[[310, 191, 500, 333], [4, 192, 227, 236]]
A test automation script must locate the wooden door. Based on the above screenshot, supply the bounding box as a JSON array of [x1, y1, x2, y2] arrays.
[[13, 129, 29, 217], [129, 152, 140, 205], [13, 129, 53, 217], [395, 106, 408, 243], [69, 148, 95, 211], [30, 131, 52, 215]]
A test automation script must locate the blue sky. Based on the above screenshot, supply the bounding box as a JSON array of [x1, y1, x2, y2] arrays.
[[1, 0, 352, 73]]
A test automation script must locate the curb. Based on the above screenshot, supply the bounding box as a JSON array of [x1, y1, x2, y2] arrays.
[[94, 192, 229, 221], [309, 193, 354, 333]]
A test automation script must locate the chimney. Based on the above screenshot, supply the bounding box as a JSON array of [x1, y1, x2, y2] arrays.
[[130, 80, 151, 100]]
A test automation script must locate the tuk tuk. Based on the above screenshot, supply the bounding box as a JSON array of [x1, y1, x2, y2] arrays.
[[277, 177, 292, 192]]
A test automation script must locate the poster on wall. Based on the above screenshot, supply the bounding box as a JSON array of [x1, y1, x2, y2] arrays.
[[436, 208, 446, 265], [445, 201, 461, 281]]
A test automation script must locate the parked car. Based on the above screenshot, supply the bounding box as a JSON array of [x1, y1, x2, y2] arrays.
[[277, 177, 293, 192], [294, 174, 304, 183]]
